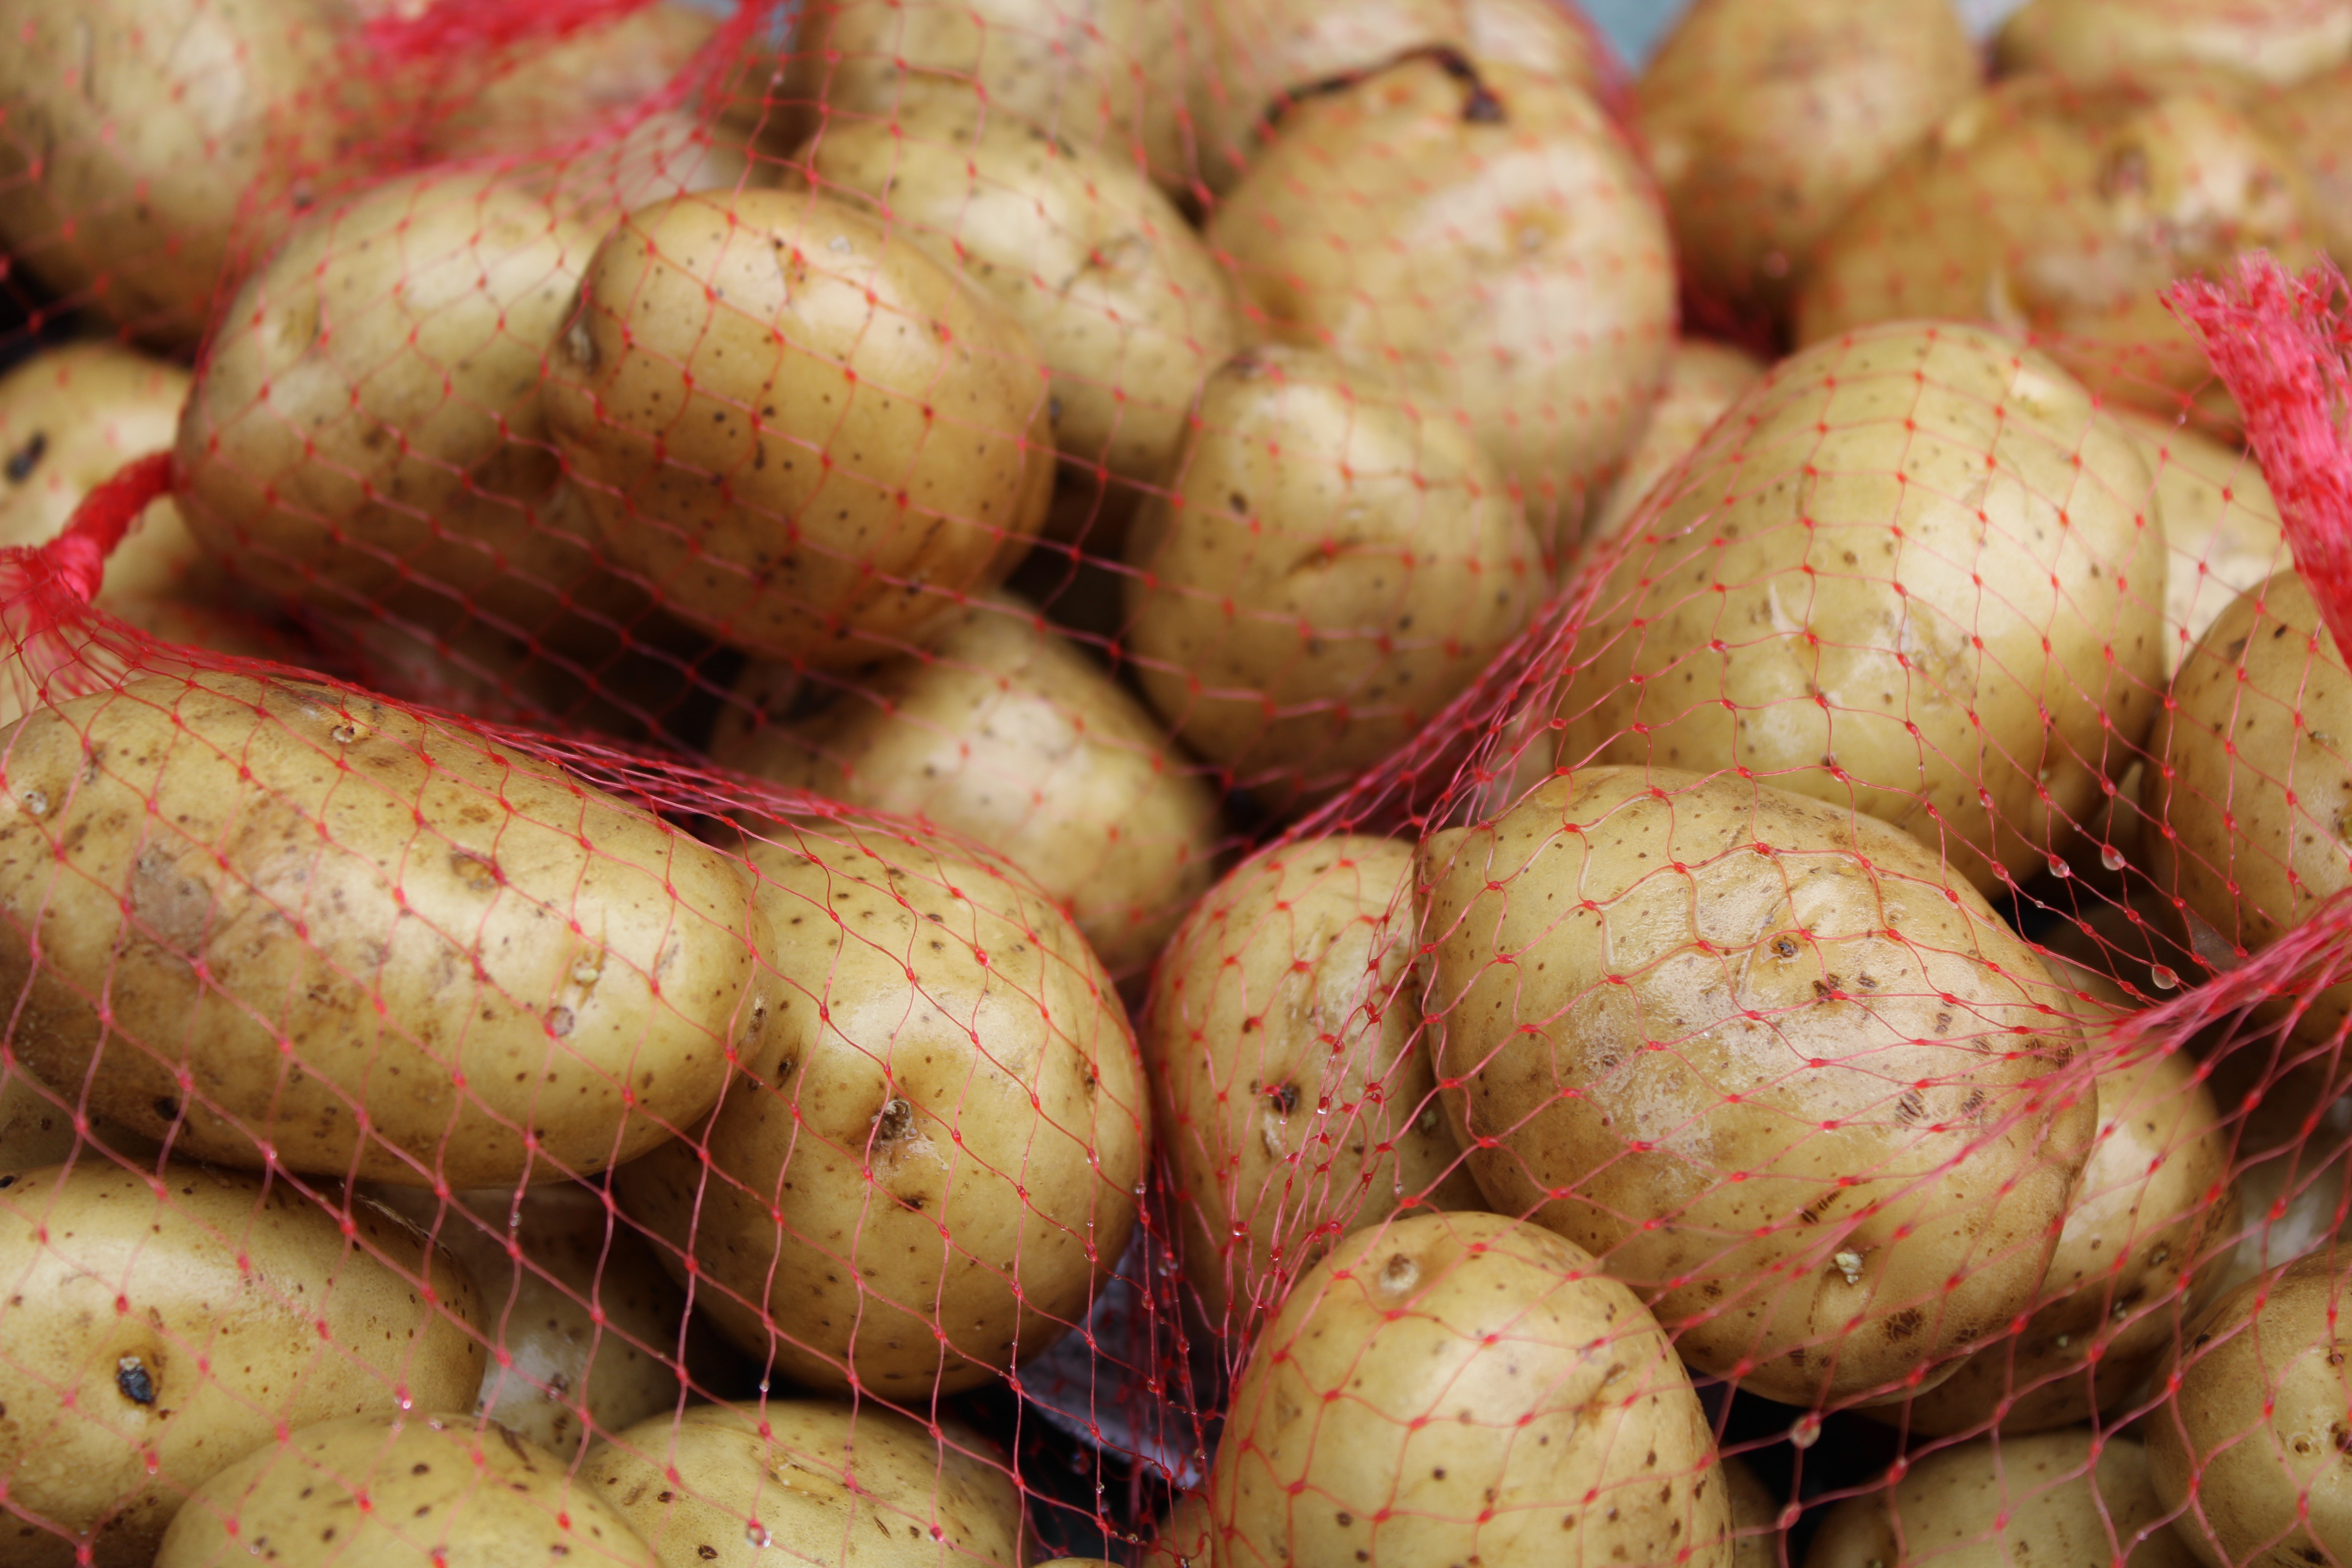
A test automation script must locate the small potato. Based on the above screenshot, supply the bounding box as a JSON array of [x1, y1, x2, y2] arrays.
[[1808, 1430, 2200, 1568], [1561, 321, 2165, 895], [0, 1164, 485, 1568], [1590, 339, 1768, 537], [545, 187, 1053, 668], [1417, 769, 2098, 1406], [1210, 1211, 1730, 1568], [1724, 1457, 1783, 1568], [1796, 74, 2325, 428], [708, 595, 1221, 975], [1143, 837, 1484, 1331], [155, 1412, 655, 1568], [619, 820, 1148, 1397], [1141, 1492, 1214, 1568], [1207, 54, 1676, 550], [0, 671, 766, 1187], [1636, 0, 1980, 317], [2255, 60, 2352, 261], [583, 1400, 1027, 1567], [1121, 347, 1542, 806], [2111, 411, 2287, 678], [1996, 0, 2352, 85], [803, 83, 1240, 488]]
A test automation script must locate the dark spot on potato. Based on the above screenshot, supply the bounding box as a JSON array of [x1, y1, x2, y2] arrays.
[[116, 1356, 156, 1406], [154, 1097, 179, 1124], [1884, 1307, 1925, 1342], [1267, 1082, 1299, 1114], [4, 432, 45, 483]]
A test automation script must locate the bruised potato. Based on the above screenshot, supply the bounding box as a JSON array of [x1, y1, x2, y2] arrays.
[[1996, 0, 2352, 85], [0, 1164, 485, 1568], [619, 820, 1147, 1397], [2111, 411, 2287, 677], [1590, 339, 1768, 537], [1143, 837, 1483, 1330], [1210, 1212, 1730, 1568], [709, 595, 1221, 975], [1417, 769, 2098, 1406], [546, 187, 1053, 668], [0, 671, 765, 1187]]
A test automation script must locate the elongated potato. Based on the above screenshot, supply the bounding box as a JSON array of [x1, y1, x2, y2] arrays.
[[0, 671, 766, 1186], [1562, 321, 2164, 895], [1590, 339, 1768, 537], [1417, 768, 2097, 1406], [1210, 1212, 1730, 1568], [1996, 0, 2352, 85], [619, 820, 1147, 1396], [545, 187, 1053, 667], [1144, 837, 1483, 1331], [0, 1164, 485, 1568]]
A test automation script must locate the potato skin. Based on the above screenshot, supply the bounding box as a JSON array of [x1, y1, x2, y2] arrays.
[[1143, 837, 1483, 1331], [583, 1400, 1027, 1568], [2111, 411, 2287, 678], [1561, 321, 2164, 895], [619, 821, 1147, 1397], [0, 671, 765, 1186], [709, 596, 1221, 975], [1210, 1211, 1731, 1568], [0, 1164, 486, 1568], [2256, 60, 2352, 263], [545, 187, 1053, 668], [1590, 339, 1768, 538], [1416, 768, 2096, 1406], [1207, 54, 1676, 551], [155, 1412, 655, 1568], [1996, 0, 2352, 86], [1724, 1457, 1782, 1568]]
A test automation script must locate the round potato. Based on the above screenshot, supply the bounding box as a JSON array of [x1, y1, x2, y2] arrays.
[[1416, 768, 2098, 1407], [1808, 1430, 2200, 1568], [2256, 59, 2352, 262], [1121, 346, 1542, 806], [1724, 1457, 1782, 1568], [1144, 836, 1484, 1330], [1210, 1211, 1730, 1568], [1590, 339, 1768, 537], [803, 83, 1239, 488], [1796, 74, 2325, 428], [1206, 53, 1676, 552], [583, 1400, 1026, 1567], [2111, 411, 2287, 678], [708, 595, 1221, 975], [1561, 321, 2165, 895], [2147, 1250, 2352, 1568], [155, 1412, 655, 1568], [1635, 0, 1980, 317], [0, 1163, 485, 1568], [618, 819, 1147, 1396], [1996, 0, 2352, 85], [545, 187, 1053, 668], [0, 670, 766, 1186]]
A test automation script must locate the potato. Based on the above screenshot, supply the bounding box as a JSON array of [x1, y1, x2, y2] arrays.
[[619, 819, 1147, 1396], [155, 1412, 655, 1568], [2147, 1249, 2352, 1568], [1209, 1211, 1730, 1568], [545, 187, 1053, 668], [0, 1061, 81, 1169], [1808, 1430, 2200, 1568], [582, 1400, 1027, 1567], [1590, 339, 1768, 538], [1417, 768, 2098, 1406], [0, 0, 362, 345], [1796, 74, 2325, 429], [0, 1163, 485, 1568], [1207, 54, 1676, 551], [1560, 321, 2164, 895], [1635, 0, 1980, 317], [708, 595, 1221, 975], [0, 670, 765, 1186], [2256, 60, 2352, 261], [802, 83, 1240, 488], [1724, 1457, 1782, 1568], [100, 597, 310, 668], [2146, 572, 2352, 1045], [1121, 346, 1542, 805], [1141, 1491, 1214, 1568], [2111, 412, 2287, 679], [1996, 0, 2352, 86]]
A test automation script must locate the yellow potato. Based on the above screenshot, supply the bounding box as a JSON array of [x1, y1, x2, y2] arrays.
[[1140, 1491, 1213, 1568], [582, 1400, 1027, 1567], [2256, 59, 2352, 260], [2111, 411, 2287, 679], [1143, 836, 1483, 1330], [618, 819, 1147, 1397], [1637, 0, 1980, 316], [1996, 0, 2352, 85], [1417, 768, 2097, 1406], [803, 83, 1240, 488], [1207, 53, 1676, 552], [1121, 346, 1542, 805], [1796, 73, 2325, 428], [1561, 321, 2165, 895], [544, 187, 1053, 668], [155, 1412, 655, 1568], [0, 1164, 485, 1568], [1590, 339, 1769, 537], [708, 595, 1221, 975], [0, 1064, 163, 1172], [0, 671, 765, 1186], [1725, 1457, 1783, 1568], [1209, 1211, 1730, 1568]]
